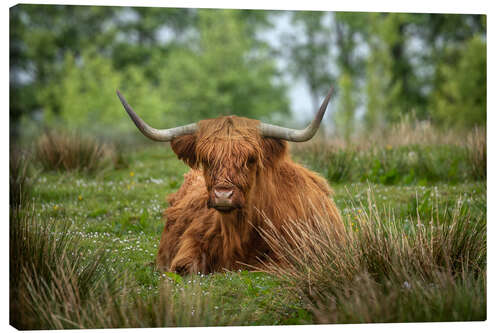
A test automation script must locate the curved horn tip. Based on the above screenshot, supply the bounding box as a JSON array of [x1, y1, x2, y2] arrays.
[[259, 84, 334, 142], [115, 89, 197, 142]]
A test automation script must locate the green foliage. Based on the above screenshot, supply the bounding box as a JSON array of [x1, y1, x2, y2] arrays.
[[283, 11, 334, 115], [11, 5, 288, 138], [363, 13, 427, 122], [431, 36, 486, 128], [335, 73, 357, 140], [10, 5, 118, 137], [158, 10, 289, 124], [331, 12, 369, 134], [9, 8, 488, 325], [41, 50, 170, 133], [111, 7, 196, 72], [11, 6, 487, 138], [282, 11, 486, 131], [363, 45, 390, 130]]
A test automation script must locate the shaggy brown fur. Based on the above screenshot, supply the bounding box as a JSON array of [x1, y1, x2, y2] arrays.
[[156, 116, 344, 274]]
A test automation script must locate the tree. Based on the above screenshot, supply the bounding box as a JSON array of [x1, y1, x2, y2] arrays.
[[40, 49, 167, 135], [420, 14, 486, 128], [156, 9, 289, 124], [10, 5, 196, 137], [282, 11, 334, 116], [11, 6, 487, 138], [430, 36, 486, 128], [11, 5, 289, 138], [332, 12, 369, 139], [110, 7, 196, 82], [335, 73, 356, 140], [10, 4, 117, 138], [350, 12, 485, 130]]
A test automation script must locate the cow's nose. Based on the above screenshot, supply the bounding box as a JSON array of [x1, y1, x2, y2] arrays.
[[214, 189, 233, 199]]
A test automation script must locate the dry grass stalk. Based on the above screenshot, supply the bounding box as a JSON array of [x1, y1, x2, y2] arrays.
[[259, 190, 486, 323], [35, 130, 106, 173], [292, 119, 485, 154], [10, 202, 248, 329]]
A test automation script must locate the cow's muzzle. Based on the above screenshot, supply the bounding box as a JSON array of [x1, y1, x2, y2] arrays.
[[209, 186, 240, 212]]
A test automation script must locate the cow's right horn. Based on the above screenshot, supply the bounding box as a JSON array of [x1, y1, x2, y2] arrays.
[[259, 85, 334, 142], [117, 90, 197, 141]]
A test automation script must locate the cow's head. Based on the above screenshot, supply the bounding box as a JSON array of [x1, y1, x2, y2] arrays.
[[116, 87, 334, 212]]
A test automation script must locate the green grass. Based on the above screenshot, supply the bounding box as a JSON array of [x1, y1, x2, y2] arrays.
[[11, 141, 486, 328], [293, 143, 485, 184]]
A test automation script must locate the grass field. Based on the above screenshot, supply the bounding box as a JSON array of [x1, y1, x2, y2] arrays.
[[10, 128, 486, 328]]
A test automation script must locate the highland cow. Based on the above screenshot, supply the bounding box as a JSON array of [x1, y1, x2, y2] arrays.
[[117, 86, 344, 274]]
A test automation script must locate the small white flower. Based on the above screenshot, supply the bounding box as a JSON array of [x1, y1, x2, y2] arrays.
[[407, 151, 417, 163]]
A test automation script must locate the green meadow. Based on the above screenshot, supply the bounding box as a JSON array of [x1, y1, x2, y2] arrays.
[[10, 128, 486, 328]]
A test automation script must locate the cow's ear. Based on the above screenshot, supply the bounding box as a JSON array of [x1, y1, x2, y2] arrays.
[[171, 134, 198, 168], [260, 137, 287, 165]]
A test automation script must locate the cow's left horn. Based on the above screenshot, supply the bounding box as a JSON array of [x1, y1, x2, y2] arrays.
[[117, 90, 197, 141], [259, 85, 334, 142]]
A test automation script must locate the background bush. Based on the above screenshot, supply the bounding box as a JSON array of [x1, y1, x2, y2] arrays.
[[34, 130, 114, 173]]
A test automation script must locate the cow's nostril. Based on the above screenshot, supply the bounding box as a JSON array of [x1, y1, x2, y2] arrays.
[[214, 189, 233, 199]]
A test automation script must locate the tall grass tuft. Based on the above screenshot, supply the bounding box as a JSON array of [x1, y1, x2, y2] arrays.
[[74, 278, 249, 328], [10, 147, 32, 208], [465, 127, 486, 180], [19, 272, 244, 329], [35, 130, 107, 173], [10, 202, 248, 329], [107, 141, 131, 169], [9, 203, 112, 329], [260, 191, 486, 323]]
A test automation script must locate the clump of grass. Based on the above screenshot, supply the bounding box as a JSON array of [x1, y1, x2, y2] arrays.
[[367, 118, 463, 148], [260, 190, 486, 323], [10, 202, 249, 329], [108, 142, 131, 169], [292, 121, 486, 185], [34, 130, 107, 173], [10, 147, 32, 208], [20, 272, 245, 329], [294, 144, 477, 184], [85, 277, 250, 328], [465, 127, 486, 180], [10, 203, 113, 329]]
